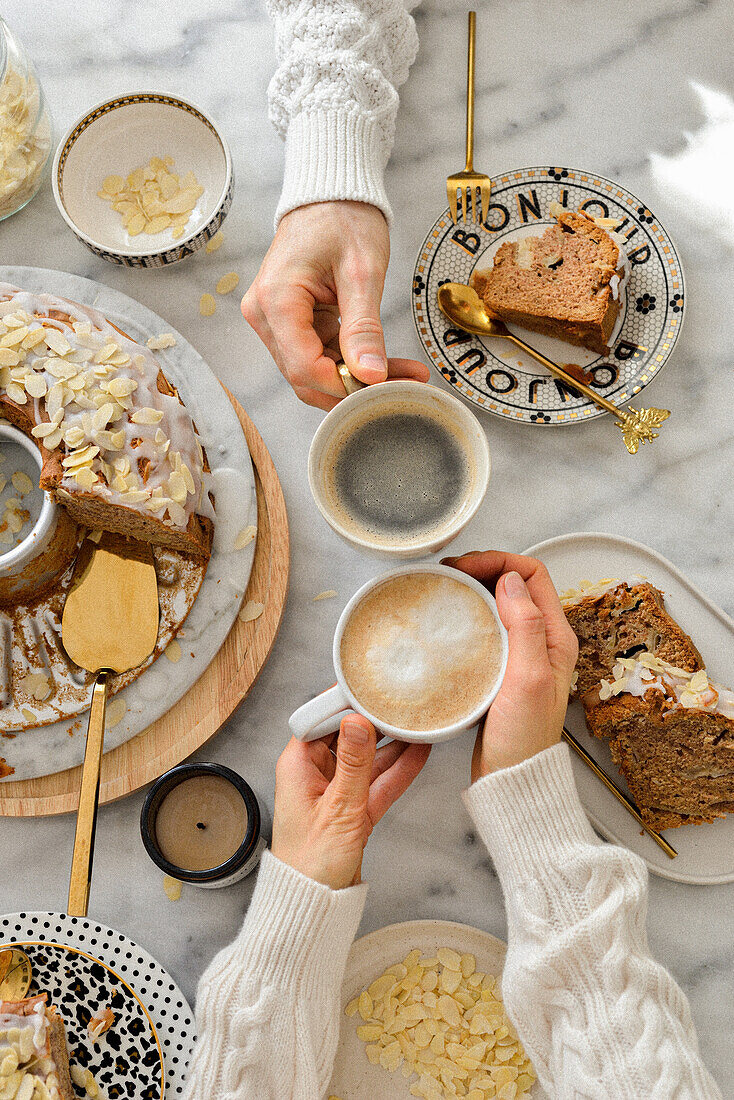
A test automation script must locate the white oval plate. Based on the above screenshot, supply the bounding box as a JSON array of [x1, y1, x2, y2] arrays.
[[0, 911, 196, 1099], [0, 266, 256, 783], [412, 166, 684, 425], [524, 532, 734, 884], [328, 919, 547, 1099]]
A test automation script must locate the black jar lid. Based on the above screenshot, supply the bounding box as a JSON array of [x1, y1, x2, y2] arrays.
[[140, 762, 261, 883]]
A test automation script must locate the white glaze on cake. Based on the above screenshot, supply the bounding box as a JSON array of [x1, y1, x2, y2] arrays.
[[598, 651, 734, 720], [0, 283, 214, 531]]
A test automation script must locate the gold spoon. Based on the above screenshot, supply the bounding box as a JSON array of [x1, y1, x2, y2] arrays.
[[437, 283, 670, 454], [0, 948, 33, 1001], [62, 533, 159, 917]]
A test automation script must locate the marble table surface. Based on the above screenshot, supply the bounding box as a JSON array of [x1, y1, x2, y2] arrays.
[[2, 0, 733, 1090]]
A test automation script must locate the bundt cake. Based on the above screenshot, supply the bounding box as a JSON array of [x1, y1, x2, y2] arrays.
[[0, 283, 213, 559], [472, 206, 629, 355]]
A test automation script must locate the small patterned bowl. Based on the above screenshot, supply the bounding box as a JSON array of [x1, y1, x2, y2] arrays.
[[52, 92, 233, 267]]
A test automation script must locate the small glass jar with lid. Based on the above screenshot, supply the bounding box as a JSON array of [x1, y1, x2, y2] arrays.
[[0, 17, 53, 221]]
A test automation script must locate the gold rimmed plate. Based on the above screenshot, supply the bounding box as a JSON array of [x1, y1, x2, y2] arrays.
[[0, 913, 196, 1098], [412, 165, 685, 425]]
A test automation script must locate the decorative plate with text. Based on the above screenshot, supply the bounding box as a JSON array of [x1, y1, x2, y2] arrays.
[[412, 166, 685, 424]]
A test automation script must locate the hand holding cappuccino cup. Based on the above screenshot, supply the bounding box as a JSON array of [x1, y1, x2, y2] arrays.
[[289, 564, 509, 744]]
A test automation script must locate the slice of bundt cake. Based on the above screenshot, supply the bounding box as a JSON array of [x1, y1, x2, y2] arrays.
[[562, 578, 703, 697], [584, 654, 734, 829], [0, 994, 75, 1100], [472, 206, 628, 355], [563, 579, 734, 829], [0, 284, 213, 559]]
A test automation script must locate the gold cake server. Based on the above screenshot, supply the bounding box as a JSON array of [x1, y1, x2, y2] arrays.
[[437, 282, 670, 454], [62, 533, 159, 916]]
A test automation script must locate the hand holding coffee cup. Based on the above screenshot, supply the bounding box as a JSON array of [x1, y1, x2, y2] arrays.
[[444, 550, 580, 777], [289, 564, 509, 744], [308, 381, 491, 558]]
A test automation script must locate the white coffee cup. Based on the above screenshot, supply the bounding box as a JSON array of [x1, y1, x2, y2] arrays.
[[289, 563, 509, 745], [308, 381, 491, 559]]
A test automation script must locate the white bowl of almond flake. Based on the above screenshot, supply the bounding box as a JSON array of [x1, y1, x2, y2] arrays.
[[52, 92, 233, 268]]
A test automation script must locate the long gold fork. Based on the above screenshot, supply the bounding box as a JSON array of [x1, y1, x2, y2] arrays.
[[446, 11, 491, 225]]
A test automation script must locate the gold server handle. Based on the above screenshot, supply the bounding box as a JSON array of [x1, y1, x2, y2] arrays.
[[68, 671, 109, 916]]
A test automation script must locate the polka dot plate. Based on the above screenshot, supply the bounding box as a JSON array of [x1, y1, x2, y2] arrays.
[[412, 166, 685, 425], [0, 913, 196, 1098]]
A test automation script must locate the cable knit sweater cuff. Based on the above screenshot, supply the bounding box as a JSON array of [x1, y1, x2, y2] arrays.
[[463, 743, 602, 885], [275, 110, 392, 228], [235, 850, 367, 998]]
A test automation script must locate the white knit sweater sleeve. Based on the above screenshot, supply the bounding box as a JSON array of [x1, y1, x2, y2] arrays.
[[266, 0, 420, 225], [183, 849, 367, 1100], [463, 743, 721, 1099]]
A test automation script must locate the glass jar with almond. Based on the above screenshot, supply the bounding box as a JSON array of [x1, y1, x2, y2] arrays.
[[0, 17, 54, 221]]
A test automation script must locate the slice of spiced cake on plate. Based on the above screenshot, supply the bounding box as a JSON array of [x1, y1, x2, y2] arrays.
[[562, 578, 734, 829], [472, 205, 629, 355], [0, 994, 75, 1100]]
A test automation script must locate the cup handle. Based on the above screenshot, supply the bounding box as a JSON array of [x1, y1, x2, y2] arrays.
[[289, 685, 351, 742]]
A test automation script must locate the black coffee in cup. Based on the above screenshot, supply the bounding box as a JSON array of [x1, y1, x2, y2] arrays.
[[322, 402, 474, 547]]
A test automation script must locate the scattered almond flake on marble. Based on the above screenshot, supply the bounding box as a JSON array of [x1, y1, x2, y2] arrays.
[[20, 708, 36, 725], [233, 524, 257, 550], [164, 639, 182, 662], [216, 272, 240, 295], [163, 874, 183, 901], [105, 697, 126, 729], [205, 230, 224, 252], [147, 332, 177, 351], [313, 590, 337, 601], [239, 600, 264, 623], [10, 470, 33, 495], [199, 293, 216, 317]]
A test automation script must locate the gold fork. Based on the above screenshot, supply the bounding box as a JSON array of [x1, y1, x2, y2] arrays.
[[446, 11, 491, 225]]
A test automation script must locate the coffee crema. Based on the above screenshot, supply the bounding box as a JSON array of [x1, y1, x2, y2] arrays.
[[322, 403, 474, 547], [340, 573, 502, 731]]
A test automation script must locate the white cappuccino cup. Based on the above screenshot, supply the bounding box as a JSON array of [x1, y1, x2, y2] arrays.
[[289, 563, 509, 745]]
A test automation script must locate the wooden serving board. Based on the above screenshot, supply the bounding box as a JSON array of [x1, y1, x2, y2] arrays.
[[0, 391, 289, 817]]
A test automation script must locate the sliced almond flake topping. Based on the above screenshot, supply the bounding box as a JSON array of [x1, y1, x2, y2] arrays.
[[239, 600, 264, 623], [5, 381, 26, 404], [24, 371, 48, 398], [21, 707, 37, 725], [130, 407, 164, 425], [233, 525, 257, 550], [147, 333, 177, 350], [43, 327, 71, 355], [18, 671, 51, 701], [11, 471, 33, 495]]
